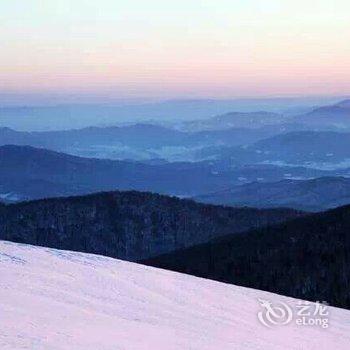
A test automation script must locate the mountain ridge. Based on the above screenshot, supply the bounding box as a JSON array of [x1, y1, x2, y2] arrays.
[[1, 144, 334, 201], [0, 189, 302, 261], [143, 202, 350, 309], [194, 176, 350, 211]]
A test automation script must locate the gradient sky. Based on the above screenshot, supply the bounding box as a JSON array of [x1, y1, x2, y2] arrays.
[[1, 0, 350, 101]]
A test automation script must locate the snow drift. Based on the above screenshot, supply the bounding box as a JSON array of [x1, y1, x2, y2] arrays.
[[0, 240, 349, 349]]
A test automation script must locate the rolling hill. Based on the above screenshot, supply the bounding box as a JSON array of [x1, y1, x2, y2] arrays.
[[204, 131, 350, 170], [144, 203, 350, 309], [0, 145, 334, 201], [0, 123, 293, 161], [0, 190, 301, 261], [295, 99, 350, 129], [180, 111, 285, 131], [194, 177, 350, 212]]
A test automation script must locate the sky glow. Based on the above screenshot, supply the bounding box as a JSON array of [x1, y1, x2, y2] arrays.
[[1, 0, 349, 100]]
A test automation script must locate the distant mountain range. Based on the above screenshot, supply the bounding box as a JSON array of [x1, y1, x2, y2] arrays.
[[203, 130, 350, 170], [0, 190, 301, 261], [194, 177, 350, 212], [144, 202, 350, 309], [0, 124, 186, 160], [0, 122, 309, 162], [2, 125, 350, 165], [0, 123, 282, 161], [1, 99, 348, 164], [294, 99, 350, 130], [179, 111, 285, 131], [0, 97, 335, 131], [1, 145, 336, 202]]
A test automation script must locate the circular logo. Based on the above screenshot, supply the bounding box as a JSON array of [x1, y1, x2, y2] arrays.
[[257, 298, 293, 328]]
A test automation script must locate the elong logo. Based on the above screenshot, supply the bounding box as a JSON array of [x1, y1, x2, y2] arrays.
[[257, 298, 329, 329]]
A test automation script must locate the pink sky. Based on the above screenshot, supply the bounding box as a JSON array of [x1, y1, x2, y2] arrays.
[[1, 1, 349, 100]]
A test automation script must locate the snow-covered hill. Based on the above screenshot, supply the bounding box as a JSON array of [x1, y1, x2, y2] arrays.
[[0, 241, 349, 349]]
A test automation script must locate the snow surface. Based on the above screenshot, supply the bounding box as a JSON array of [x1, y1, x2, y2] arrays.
[[0, 240, 349, 350]]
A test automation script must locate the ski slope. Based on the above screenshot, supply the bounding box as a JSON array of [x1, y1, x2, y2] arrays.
[[0, 240, 349, 349]]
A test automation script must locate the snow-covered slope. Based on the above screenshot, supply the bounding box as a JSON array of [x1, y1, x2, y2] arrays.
[[0, 241, 349, 349]]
